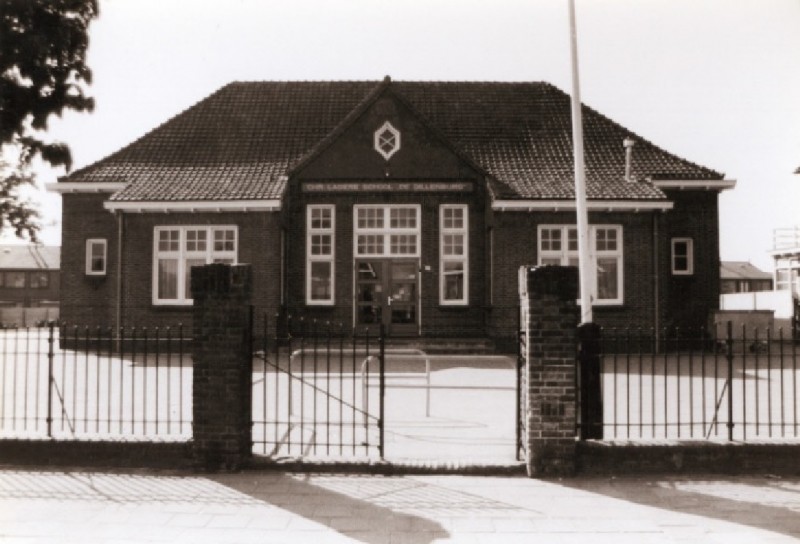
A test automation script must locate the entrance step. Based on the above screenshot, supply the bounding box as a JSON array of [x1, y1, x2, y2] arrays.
[[249, 455, 526, 476], [385, 337, 497, 355]]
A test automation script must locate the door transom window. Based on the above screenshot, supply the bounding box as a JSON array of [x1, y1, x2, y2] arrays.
[[354, 205, 420, 257]]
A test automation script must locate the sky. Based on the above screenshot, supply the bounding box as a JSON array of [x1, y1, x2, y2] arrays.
[[17, 0, 800, 271]]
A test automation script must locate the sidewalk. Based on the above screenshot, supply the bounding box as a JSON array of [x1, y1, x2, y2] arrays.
[[1, 468, 799, 543]]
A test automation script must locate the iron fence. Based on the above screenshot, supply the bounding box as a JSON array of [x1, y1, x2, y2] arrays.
[[251, 313, 385, 458], [0, 324, 192, 441], [584, 323, 799, 441]]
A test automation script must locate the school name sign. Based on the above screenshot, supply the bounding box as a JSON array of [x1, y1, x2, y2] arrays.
[[302, 181, 473, 193]]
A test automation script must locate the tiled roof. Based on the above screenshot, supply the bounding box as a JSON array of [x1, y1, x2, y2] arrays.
[[0, 245, 60, 270], [62, 80, 725, 202], [720, 261, 772, 281]]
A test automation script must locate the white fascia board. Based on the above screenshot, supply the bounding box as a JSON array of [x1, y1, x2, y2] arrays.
[[46, 182, 127, 193], [768, 247, 800, 259], [651, 179, 737, 191], [103, 199, 282, 213], [492, 200, 674, 212]]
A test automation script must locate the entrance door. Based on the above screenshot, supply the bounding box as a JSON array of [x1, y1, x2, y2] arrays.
[[356, 259, 418, 336]]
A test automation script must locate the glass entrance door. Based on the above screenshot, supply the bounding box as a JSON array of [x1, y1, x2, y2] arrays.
[[356, 259, 418, 336]]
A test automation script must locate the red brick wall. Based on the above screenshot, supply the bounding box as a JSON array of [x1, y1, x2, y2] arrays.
[[60, 193, 117, 327], [284, 191, 487, 337], [60, 193, 282, 330], [661, 190, 721, 330], [491, 194, 722, 343], [118, 212, 282, 330], [286, 89, 488, 337], [490, 210, 661, 346]]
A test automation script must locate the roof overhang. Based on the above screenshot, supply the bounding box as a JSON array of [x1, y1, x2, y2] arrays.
[[46, 182, 127, 193], [768, 247, 800, 259], [103, 200, 282, 213], [492, 200, 674, 212], [651, 179, 736, 191]]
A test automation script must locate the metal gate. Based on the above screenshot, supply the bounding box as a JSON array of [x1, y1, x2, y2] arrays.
[[251, 314, 385, 458]]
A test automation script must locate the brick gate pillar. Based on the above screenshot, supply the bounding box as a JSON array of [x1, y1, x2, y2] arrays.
[[191, 264, 253, 470], [520, 265, 579, 476]]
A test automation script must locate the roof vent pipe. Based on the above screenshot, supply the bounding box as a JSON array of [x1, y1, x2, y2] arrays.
[[623, 137, 635, 182]]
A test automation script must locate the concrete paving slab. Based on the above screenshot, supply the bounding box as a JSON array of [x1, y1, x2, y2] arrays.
[[1, 468, 800, 543]]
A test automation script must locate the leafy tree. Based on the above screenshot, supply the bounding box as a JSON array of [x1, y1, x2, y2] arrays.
[[0, 0, 99, 240]]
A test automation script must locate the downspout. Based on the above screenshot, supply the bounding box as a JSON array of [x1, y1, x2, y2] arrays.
[[116, 211, 124, 335], [652, 212, 660, 352], [280, 227, 286, 307]]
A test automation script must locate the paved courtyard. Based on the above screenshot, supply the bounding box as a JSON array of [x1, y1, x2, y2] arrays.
[[1, 468, 800, 543]]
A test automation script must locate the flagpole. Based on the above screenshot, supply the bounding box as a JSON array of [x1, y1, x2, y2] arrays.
[[568, 0, 593, 324]]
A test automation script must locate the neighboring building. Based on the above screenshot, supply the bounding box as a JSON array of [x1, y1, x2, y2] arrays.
[[771, 228, 800, 298], [720, 261, 773, 294], [50, 78, 734, 349], [0, 245, 60, 326]]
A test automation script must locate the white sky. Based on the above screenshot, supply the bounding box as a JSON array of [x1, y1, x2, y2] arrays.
[[19, 0, 800, 271]]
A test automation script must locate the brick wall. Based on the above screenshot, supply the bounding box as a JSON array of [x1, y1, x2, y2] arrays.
[[492, 211, 659, 347], [520, 265, 579, 476], [191, 264, 253, 470], [60, 193, 117, 327], [59, 193, 282, 330], [661, 190, 721, 330], [287, 89, 489, 338], [284, 192, 487, 337]]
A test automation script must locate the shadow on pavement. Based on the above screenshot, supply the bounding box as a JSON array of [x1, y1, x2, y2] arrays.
[[562, 475, 800, 539], [216, 472, 450, 543], [0, 468, 449, 544]]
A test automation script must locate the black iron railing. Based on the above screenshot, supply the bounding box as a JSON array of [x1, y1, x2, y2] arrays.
[[0, 323, 191, 441], [580, 324, 799, 441]]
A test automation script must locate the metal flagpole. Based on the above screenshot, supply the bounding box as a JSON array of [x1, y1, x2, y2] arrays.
[[567, 0, 593, 324]]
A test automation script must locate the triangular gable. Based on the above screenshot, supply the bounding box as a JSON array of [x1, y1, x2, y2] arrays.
[[290, 77, 490, 184]]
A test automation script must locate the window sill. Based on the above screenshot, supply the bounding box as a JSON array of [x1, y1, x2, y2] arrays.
[[152, 303, 192, 311], [438, 303, 471, 310]]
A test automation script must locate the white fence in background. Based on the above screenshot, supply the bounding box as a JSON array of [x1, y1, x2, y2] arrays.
[[721, 290, 794, 320]]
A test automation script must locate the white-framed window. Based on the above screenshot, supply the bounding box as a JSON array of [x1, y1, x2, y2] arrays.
[[538, 225, 624, 305], [353, 205, 420, 257], [671, 238, 694, 275], [152, 226, 237, 305], [440, 204, 468, 305], [307, 205, 335, 305], [85, 238, 107, 276]]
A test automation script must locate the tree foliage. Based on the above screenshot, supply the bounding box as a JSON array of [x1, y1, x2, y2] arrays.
[[0, 0, 99, 240]]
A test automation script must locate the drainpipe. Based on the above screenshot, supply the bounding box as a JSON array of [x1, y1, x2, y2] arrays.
[[280, 227, 286, 307], [652, 212, 660, 352], [116, 211, 124, 335]]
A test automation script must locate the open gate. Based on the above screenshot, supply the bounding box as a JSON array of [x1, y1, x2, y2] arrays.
[[251, 314, 385, 458]]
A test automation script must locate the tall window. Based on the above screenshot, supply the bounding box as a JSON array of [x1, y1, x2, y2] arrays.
[[307, 205, 335, 304], [85, 238, 107, 276], [153, 226, 237, 305], [671, 238, 694, 275], [538, 225, 623, 305], [440, 204, 468, 305], [354, 205, 420, 257]]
